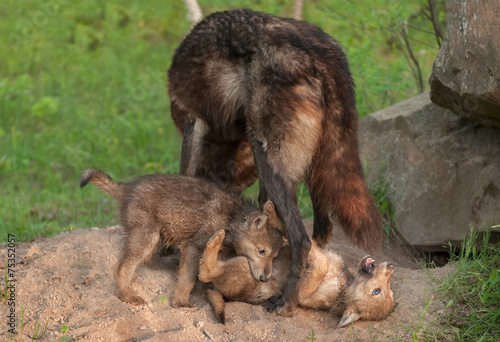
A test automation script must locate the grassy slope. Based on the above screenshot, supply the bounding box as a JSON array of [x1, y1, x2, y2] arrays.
[[0, 0, 443, 241], [424, 228, 500, 341]]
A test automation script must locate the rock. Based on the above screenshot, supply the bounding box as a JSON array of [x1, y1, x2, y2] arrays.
[[429, 0, 500, 129], [359, 92, 500, 251]]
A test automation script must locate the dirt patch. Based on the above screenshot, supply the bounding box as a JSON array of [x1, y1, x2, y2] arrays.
[[1, 221, 454, 341]]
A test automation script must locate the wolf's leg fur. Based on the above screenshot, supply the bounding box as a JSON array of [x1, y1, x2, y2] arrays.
[[180, 118, 208, 176], [257, 180, 268, 208], [207, 289, 226, 324], [310, 190, 333, 248], [179, 122, 194, 175], [116, 228, 159, 305], [250, 140, 311, 316], [172, 243, 200, 308], [198, 230, 226, 282]]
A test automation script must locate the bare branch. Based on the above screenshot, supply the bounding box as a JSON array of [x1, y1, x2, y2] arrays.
[[398, 24, 424, 93], [398, 34, 418, 82], [427, 0, 444, 48], [421, 8, 433, 21], [405, 24, 436, 36], [406, 35, 439, 49]]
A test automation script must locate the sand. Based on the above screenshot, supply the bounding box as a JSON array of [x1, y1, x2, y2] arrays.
[[0, 221, 455, 341]]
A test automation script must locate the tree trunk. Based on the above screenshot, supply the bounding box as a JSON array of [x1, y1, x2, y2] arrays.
[[294, 0, 304, 20], [183, 0, 203, 26]]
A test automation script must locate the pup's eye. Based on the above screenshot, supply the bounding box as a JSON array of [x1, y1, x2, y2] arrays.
[[372, 288, 381, 296], [258, 248, 265, 255]]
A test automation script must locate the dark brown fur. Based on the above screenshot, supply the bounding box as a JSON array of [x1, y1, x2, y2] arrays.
[[80, 169, 283, 307], [199, 230, 395, 326], [168, 9, 383, 314]]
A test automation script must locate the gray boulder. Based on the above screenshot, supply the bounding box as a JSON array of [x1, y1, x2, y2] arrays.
[[429, 0, 500, 129], [359, 93, 500, 251]]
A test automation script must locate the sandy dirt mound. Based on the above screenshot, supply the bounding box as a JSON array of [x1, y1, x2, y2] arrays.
[[1, 221, 454, 341]]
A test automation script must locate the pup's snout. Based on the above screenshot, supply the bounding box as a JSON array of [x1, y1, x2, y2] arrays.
[[387, 262, 395, 269], [259, 275, 269, 282]]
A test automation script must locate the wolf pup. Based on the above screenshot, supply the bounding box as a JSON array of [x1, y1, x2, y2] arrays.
[[168, 9, 384, 315], [80, 169, 283, 307], [199, 230, 395, 326]]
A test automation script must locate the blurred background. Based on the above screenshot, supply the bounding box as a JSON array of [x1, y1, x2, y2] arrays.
[[0, 0, 445, 241]]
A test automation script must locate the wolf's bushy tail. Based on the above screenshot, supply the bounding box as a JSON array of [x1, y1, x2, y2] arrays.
[[308, 56, 384, 253], [80, 169, 123, 201], [309, 118, 383, 253]]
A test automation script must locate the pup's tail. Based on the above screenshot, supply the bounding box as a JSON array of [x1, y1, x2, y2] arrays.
[[80, 169, 124, 201]]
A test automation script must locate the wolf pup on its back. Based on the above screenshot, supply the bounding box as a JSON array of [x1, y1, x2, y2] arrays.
[[200, 230, 395, 326], [80, 169, 283, 308], [168, 9, 384, 314]]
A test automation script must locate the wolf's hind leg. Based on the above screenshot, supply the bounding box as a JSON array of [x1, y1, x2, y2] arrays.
[[249, 140, 311, 316], [172, 243, 201, 308]]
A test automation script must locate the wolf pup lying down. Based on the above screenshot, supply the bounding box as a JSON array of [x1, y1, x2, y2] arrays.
[[199, 230, 395, 326], [80, 169, 283, 307]]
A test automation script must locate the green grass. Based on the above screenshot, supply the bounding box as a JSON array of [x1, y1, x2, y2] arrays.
[[0, 0, 445, 242], [1, 0, 187, 241], [305, 327, 315, 341], [366, 163, 398, 240], [420, 226, 500, 341]]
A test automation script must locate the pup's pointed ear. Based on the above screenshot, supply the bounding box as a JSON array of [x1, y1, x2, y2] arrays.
[[251, 214, 268, 230], [338, 308, 361, 328], [262, 200, 285, 235]]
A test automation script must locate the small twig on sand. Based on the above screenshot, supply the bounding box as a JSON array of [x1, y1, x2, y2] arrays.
[[202, 328, 216, 342]]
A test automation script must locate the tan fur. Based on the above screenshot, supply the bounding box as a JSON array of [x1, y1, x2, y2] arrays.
[[184, 118, 209, 176], [199, 230, 395, 326], [265, 83, 323, 184], [80, 169, 283, 307], [205, 59, 246, 126]]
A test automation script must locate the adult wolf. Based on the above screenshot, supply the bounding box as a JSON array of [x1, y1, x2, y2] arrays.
[[168, 9, 383, 315]]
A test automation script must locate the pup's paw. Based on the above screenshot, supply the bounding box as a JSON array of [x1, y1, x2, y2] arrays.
[[262, 200, 275, 214], [264, 296, 295, 317], [122, 294, 147, 306], [207, 230, 225, 248], [171, 298, 193, 308]]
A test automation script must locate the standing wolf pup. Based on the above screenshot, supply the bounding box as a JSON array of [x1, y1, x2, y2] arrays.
[[168, 9, 384, 315], [199, 230, 395, 326], [80, 169, 283, 307]]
